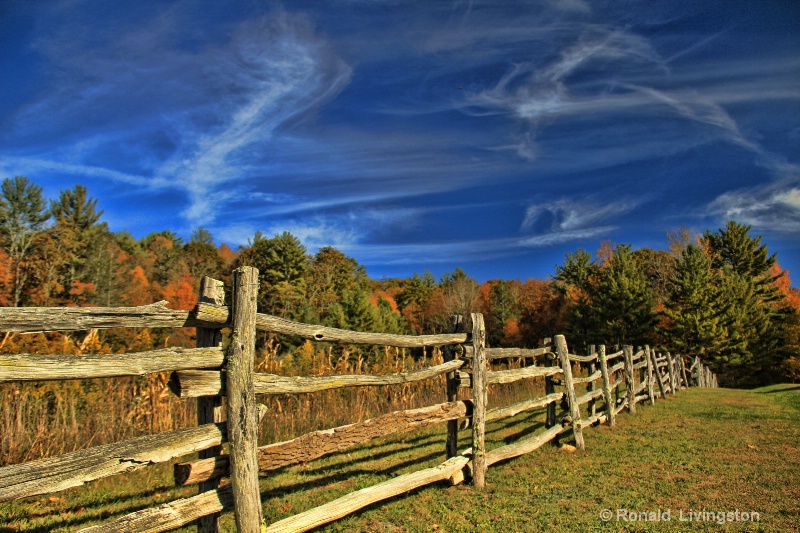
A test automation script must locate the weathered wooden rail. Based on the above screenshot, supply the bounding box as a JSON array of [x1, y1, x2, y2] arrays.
[[0, 269, 718, 533]]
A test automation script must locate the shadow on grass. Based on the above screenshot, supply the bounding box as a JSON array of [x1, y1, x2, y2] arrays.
[[260, 448, 445, 500], [758, 384, 800, 394], [1, 483, 191, 532]]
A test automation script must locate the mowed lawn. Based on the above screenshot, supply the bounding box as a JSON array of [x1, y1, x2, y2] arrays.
[[2, 384, 799, 532]]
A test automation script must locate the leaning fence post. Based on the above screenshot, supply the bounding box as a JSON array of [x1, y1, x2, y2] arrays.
[[555, 335, 584, 450], [680, 356, 690, 389], [444, 314, 464, 459], [470, 313, 488, 489], [666, 352, 677, 394], [644, 345, 655, 406], [196, 277, 226, 533], [226, 266, 263, 532], [623, 345, 636, 414], [597, 345, 615, 427], [650, 348, 666, 398]]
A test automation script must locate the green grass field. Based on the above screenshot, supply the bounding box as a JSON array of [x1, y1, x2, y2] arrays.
[[2, 384, 799, 532]]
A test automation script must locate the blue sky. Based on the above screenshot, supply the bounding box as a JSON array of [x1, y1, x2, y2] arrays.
[[1, 0, 798, 282]]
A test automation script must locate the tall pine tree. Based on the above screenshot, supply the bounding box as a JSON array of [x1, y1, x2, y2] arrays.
[[662, 244, 724, 359]]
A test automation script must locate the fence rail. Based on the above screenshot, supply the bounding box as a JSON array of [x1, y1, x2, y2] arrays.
[[0, 268, 719, 533]]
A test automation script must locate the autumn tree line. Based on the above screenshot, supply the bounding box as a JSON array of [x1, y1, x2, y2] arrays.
[[1, 176, 799, 387]]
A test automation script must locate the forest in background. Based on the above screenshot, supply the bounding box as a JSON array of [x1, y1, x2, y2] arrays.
[[1, 175, 799, 386], [2, 174, 800, 466]]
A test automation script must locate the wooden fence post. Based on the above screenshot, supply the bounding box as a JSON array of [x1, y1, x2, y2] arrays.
[[470, 313, 487, 489], [543, 338, 557, 431], [613, 344, 621, 406], [597, 345, 615, 427], [587, 345, 597, 418], [226, 266, 263, 532], [666, 352, 677, 394], [623, 346, 636, 414], [680, 356, 689, 389], [555, 335, 584, 450], [650, 349, 666, 398], [644, 345, 655, 406], [196, 277, 226, 533], [444, 315, 463, 459]]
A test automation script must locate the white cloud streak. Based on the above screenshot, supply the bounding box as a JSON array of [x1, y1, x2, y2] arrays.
[[154, 13, 353, 224]]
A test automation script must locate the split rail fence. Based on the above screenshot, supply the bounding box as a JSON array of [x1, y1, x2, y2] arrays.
[[0, 267, 718, 532]]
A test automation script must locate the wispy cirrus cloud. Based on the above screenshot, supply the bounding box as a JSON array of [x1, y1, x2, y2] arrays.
[[11, 4, 353, 227], [518, 198, 635, 247], [709, 166, 800, 233], [155, 13, 353, 224]]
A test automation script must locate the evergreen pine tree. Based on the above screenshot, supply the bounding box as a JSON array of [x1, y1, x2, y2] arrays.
[[703, 221, 785, 384], [588, 244, 657, 347], [662, 244, 724, 359]]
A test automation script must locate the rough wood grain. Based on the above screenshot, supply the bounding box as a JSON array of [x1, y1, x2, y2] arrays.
[[555, 335, 584, 450], [680, 356, 690, 389], [597, 345, 616, 427], [444, 315, 464, 459], [195, 303, 468, 347], [78, 486, 233, 533], [581, 412, 608, 427], [263, 455, 471, 533], [575, 388, 604, 406], [485, 365, 562, 385], [586, 346, 597, 417], [0, 422, 226, 502], [485, 423, 565, 466], [666, 352, 677, 394], [567, 353, 599, 363], [225, 267, 262, 533], [649, 348, 667, 398], [0, 347, 224, 383], [612, 397, 628, 416], [172, 359, 466, 398], [644, 345, 656, 405], [463, 345, 553, 360], [470, 313, 487, 489], [195, 277, 226, 533], [175, 401, 470, 486], [623, 346, 636, 415], [608, 361, 625, 374], [573, 370, 602, 384], [485, 392, 564, 422], [0, 301, 205, 333]]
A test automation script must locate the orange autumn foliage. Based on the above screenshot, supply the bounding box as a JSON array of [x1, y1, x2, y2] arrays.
[[370, 289, 399, 312], [162, 276, 196, 310], [218, 243, 238, 267], [125, 265, 153, 306], [0, 248, 10, 306], [770, 263, 800, 311]]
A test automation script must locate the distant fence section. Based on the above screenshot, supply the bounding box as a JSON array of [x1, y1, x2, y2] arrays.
[[0, 267, 718, 533]]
